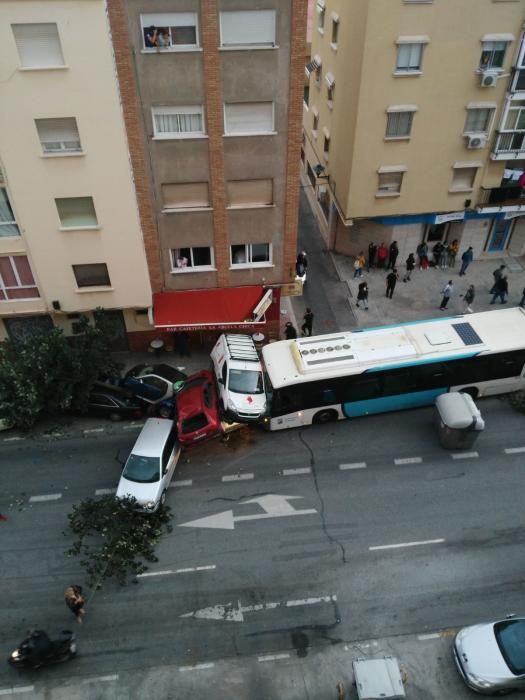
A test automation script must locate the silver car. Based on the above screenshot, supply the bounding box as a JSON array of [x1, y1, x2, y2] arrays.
[[454, 616, 525, 695]]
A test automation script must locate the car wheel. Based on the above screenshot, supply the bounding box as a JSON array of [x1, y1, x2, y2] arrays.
[[159, 405, 172, 419], [109, 412, 122, 422], [312, 409, 338, 425]]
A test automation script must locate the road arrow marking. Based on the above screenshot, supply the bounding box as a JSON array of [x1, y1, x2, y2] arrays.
[[178, 494, 317, 530], [181, 595, 336, 623]]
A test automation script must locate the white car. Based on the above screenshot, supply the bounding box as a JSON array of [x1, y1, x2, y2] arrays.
[[116, 418, 180, 512]]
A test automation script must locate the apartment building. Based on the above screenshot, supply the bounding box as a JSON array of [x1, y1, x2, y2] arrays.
[[302, 0, 525, 263], [0, 1, 152, 349], [108, 0, 306, 345]]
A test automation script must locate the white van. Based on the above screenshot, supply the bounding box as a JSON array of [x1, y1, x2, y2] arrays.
[[116, 418, 180, 512], [210, 334, 267, 422]]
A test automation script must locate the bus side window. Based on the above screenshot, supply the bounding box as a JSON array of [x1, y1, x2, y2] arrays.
[[383, 369, 417, 395], [410, 362, 449, 390], [350, 376, 382, 401], [321, 388, 337, 404], [489, 351, 525, 380]]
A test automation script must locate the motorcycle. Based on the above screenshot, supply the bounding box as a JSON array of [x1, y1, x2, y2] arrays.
[[8, 629, 76, 669]]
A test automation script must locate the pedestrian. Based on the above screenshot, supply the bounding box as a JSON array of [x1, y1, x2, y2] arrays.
[[416, 241, 428, 270], [490, 275, 508, 304], [367, 242, 377, 271], [64, 585, 85, 624], [464, 284, 475, 313], [448, 239, 459, 267], [386, 269, 398, 298], [356, 281, 369, 310], [440, 280, 454, 309], [520, 286, 525, 308], [489, 265, 506, 294], [353, 251, 365, 278], [403, 253, 416, 282], [376, 243, 388, 269], [284, 321, 297, 339], [432, 241, 443, 268], [296, 251, 308, 276], [439, 242, 449, 270], [459, 246, 474, 276], [174, 331, 190, 358], [301, 308, 314, 336], [388, 241, 399, 270]]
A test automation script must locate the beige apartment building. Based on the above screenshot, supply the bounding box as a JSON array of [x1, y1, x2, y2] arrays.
[[107, 0, 306, 346], [303, 0, 525, 263], [0, 0, 152, 349]]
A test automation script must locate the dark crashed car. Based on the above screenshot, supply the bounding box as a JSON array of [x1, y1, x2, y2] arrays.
[[87, 387, 144, 421], [122, 364, 187, 404]]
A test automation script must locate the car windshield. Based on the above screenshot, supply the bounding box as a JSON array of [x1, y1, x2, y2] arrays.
[[122, 455, 160, 483], [494, 620, 525, 675], [228, 369, 264, 394]]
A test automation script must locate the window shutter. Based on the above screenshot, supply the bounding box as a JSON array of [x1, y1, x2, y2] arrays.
[[162, 182, 209, 208], [227, 179, 273, 207], [220, 11, 276, 46], [12, 23, 65, 68], [225, 103, 274, 134], [35, 118, 81, 152]]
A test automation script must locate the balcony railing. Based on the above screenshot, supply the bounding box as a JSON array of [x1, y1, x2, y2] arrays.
[[492, 131, 525, 157], [478, 185, 525, 207]]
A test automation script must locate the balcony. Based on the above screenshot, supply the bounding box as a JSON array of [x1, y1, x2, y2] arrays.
[[492, 131, 525, 160], [477, 185, 525, 212]]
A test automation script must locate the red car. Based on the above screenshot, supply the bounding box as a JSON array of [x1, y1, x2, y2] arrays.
[[175, 370, 223, 447]]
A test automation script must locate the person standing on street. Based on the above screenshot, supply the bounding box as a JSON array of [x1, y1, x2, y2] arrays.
[[439, 242, 449, 270], [490, 275, 508, 304], [440, 280, 454, 310], [367, 242, 377, 272], [65, 585, 86, 624], [459, 247, 474, 276], [388, 241, 399, 270], [356, 281, 369, 310], [301, 308, 314, 336], [416, 241, 428, 270], [386, 269, 398, 298], [353, 251, 365, 278], [448, 239, 459, 267], [284, 321, 297, 339], [464, 284, 475, 313], [376, 242, 388, 269], [403, 253, 416, 282], [490, 265, 506, 294]]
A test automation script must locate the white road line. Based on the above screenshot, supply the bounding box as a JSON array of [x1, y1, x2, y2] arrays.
[[83, 428, 105, 434], [258, 653, 291, 663], [29, 493, 62, 503], [339, 462, 367, 470], [0, 688, 34, 697], [137, 565, 216, 578], [418, 633, 441, 641], [179, 663, 215, 673], [451, 451, 479, 460], [123, 423, 145, 430], [169, 480, 193, 488], [95, 488, 116, 496], [286, 595, 337, 607], [504, 447, 525, 454], [222, 473, 254, 482], [394, 457, 422, 465], [82, 674, 119, 683], [370, 538, 445, 551], [3, 436, 24, 442], [282, 468, 311, 476]]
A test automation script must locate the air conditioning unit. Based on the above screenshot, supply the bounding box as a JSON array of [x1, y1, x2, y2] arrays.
[[467, 133, 487, 149], [480, 70, 499, 88]]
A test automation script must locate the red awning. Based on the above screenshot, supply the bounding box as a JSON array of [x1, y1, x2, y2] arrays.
[[153, 286, 268, 331]]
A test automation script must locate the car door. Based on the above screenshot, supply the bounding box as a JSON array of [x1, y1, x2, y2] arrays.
[[160, 432, 180, 492], [89, 393, 117, 418]]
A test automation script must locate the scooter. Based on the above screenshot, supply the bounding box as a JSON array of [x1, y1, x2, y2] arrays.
[[8, 629, 76, 669]]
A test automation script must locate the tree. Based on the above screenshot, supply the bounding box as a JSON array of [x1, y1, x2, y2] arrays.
[[0, 309, 120, 430], [65, 495, 173, 587]]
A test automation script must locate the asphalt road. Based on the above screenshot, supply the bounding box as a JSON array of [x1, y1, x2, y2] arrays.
[[1, 397, 525, 697]]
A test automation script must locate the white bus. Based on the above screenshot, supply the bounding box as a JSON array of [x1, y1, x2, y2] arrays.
[[262, 307, 525, 431]]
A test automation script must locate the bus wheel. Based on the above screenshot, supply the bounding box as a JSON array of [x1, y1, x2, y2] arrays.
[[460, 387, 479, 399], [313, 409, 338, 425]]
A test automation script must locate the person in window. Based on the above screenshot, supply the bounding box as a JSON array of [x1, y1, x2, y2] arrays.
[[176, 255, 188, 268], [157, 29, 170, 48], [144, 26, 159, 48]]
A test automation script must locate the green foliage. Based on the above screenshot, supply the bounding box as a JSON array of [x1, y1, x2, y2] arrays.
[[0, 309, 120, 430], [65, 495, 173, 588], [509, 390, 525, 414]]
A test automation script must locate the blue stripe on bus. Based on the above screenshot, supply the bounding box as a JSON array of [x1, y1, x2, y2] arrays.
[[351, 316, 459, 333], [342, 388, 447, 418], [364, 352, 479, 373]]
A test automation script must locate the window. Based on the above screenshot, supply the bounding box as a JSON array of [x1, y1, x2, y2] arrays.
[[12, 23, 65, 68], [152, 106, 204, 138], [503, 101, 525, 130], [55, 197, 98, 228], [162, 182, 210, 210], [464, 107, 494, 134], [0, 169, 19, 237], [231, 243, 271, 266], [170, 247, 214, 271], [35, 118, 81, 154], [312, 110, 319, 134], [325, 73, 335, 105], [220, 10, 276, 47], [317, 1, 325, 32], [224, 102, 274, 135], [386, 111, 414, 138], [450, 164, 478, 192], [141, 13, 198, 51], [73, 263, 110, 288], [377, 169, 405, 196], [331, 16, 339, 47], [323, 133, 330, 160], [0, 256, 39, 300], [227, 179, 273, 208], [304, 83, 310, 106], [396, 43, 424, 72], [480, 41, 507, 69]]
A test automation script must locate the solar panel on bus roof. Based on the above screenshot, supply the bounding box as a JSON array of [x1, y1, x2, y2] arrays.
[[452, 322, 483, 346]]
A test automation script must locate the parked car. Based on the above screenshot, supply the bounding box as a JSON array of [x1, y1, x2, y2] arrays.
[[454, 615, 525, 694], [122, 364, 187, 405], [87, 385, 144, 422], [175, 370, 223, 447], [116, 418, 180, 512]]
